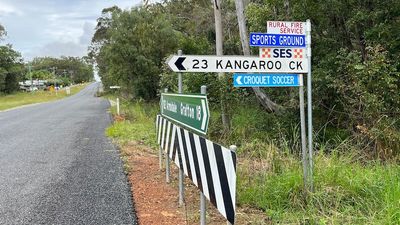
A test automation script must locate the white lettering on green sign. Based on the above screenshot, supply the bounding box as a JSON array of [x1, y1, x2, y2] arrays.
[[160, 93, 209, 135]]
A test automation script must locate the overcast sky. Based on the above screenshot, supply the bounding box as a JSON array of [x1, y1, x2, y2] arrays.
[[0, 0, 147, 61]]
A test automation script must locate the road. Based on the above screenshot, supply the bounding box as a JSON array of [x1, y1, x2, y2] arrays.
[[0, 83, 137, 224]]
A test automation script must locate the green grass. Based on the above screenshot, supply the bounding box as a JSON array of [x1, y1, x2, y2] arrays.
[[105, 99, 400, 225], [238, 152, 400, 224], [106, 99, 158, 149], [0, 84, 88, 111]]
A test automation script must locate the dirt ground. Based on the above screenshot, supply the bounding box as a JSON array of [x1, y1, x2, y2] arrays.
[[121, 141, 268, 225]]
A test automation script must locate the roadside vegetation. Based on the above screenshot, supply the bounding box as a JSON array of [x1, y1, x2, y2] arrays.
[[97, 0, 399, 224], [106, 98, 399, 224], [0, 84, 88, 111]]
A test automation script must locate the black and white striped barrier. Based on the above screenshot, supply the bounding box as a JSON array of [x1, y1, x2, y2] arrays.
[[156, 115, 237, 224]]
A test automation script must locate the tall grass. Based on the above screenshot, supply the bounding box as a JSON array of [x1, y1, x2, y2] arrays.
[[238, 149, 400, 224], [106, 100, 158, 149]]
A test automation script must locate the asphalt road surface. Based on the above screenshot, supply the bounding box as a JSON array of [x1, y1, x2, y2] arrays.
[[0, 83, 137, 225]]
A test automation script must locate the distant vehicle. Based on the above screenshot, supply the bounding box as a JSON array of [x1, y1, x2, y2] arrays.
[[27, 87, 38, 92]]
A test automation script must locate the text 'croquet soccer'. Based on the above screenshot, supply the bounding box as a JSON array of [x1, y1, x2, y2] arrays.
[[233, 74, 302, 87]]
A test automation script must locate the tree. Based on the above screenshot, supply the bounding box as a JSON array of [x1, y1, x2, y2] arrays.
[[27, 70, 54, 80], [91, 6, 179, 100], [0, 24, 6, 40], [30, 56, 93, 84], [0, 45, 24, 93]]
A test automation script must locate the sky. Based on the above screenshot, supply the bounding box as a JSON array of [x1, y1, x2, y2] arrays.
[[0, 0, 147, 61]]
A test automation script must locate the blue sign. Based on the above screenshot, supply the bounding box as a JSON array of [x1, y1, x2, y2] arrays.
[[249, 33, 306, 47], [233, 74, 301, 87]]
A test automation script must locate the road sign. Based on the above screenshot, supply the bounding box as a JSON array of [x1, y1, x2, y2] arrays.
[[259, 48, 306, 60], [233, 74, 302, 87], [110, 86, 121, 89], [249, 33, 306, 47], [166, 55, 308, 73], [160, 93, 209, 135], [267, 21, 306, 35]]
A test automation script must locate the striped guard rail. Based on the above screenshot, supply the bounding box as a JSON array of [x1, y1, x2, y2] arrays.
[[156, 115, 236, 224]]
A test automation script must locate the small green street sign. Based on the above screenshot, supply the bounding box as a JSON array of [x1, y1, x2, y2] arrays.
[[161, 93, 210, 135]]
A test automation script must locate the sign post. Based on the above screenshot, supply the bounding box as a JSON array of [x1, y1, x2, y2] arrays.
[[110, 86, 121, 116], [199, 85, 207, 225], [178, 50, 184, 207], [261, 20, 312, 192], [306, 19, 313, 192]]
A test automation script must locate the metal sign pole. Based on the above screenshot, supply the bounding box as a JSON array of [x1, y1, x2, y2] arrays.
[[306, 19, 314, 191], [178, 49, 185, 206], [298, 74, 308, 190], [163, 88, 170, 176], [227, 145, 237, 225], [200, 85, 207, 225], [116, 97, 120, 116]]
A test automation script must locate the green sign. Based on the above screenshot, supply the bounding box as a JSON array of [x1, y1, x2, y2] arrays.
[[161, 93, 210, 135]]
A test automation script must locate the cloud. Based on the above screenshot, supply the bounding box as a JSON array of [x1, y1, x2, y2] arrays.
[[0, 2, 23, 17], [0, 0, 144, 60], [25, 22, 95, 59], [25, 41, 85, 59], [79, 22, 95, 45]]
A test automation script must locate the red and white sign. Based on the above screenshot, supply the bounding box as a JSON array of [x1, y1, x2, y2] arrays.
[[267, 21, 306, 35], [259, 48, 306, 59]]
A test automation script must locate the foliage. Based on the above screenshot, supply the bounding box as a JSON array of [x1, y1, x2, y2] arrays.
[[93, 0, 400, 156], [26, 70, 54, 80], [91, 6, 180, 100], [30, 56, 93, 84], [106, 99, 400, 224], [106, 99, 158, 148], [0, 23, 6, 40], [0, 45, 24, 94]]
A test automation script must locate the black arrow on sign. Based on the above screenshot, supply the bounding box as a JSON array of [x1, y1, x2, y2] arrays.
[[175, 57, 186, 71]]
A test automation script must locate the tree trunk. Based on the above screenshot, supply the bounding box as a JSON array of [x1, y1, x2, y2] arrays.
[[234, 0, 282, 113], [213, 0, 231, 130]]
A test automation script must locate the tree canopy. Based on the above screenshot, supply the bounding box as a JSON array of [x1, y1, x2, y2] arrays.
[[30, 56, 94, 84], [90, 0, 400, 156], [0, 45, 24, 94]]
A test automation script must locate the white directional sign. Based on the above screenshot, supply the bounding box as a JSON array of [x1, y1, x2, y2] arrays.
[[267, 21, 306, 35], [167, 55, 308, 73], [109, 86, 121, 89]]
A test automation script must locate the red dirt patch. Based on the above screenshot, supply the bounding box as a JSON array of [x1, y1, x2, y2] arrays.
[[124, 144, 185, 225], [122, 142, 267, 225]]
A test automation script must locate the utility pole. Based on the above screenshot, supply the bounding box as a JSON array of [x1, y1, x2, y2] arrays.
[[52, 67, 57, 95], [29, 63, 32, 93]]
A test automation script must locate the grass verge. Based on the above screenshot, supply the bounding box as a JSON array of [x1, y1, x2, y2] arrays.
[[106, 99, 158, 149], [0, 84, 88, 111], [106, 98, 400, 225]]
